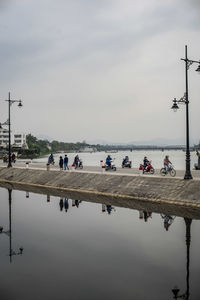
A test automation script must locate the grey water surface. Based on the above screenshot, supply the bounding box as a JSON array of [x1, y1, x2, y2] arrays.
[[0, 187, 199, 300]]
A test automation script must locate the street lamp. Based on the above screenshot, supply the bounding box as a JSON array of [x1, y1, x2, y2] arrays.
[[4, 92, 23, 168], [171, 45, 200, 180]]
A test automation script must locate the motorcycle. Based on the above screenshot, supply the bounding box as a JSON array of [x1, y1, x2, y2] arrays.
[[105, 160, 116, 171], [75, 159, 83, 169], [140, 161, 155, 174], [122, 159, 132, 168]]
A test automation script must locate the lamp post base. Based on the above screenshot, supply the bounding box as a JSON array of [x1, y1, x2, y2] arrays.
[[184, 172, 193, 180]]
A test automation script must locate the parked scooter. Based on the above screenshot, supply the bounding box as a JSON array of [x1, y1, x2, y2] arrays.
[[105, 160, 116, 171], [140, 161, 155, 174]]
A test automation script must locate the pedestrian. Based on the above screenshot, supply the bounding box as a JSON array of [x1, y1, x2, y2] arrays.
[[196, 150, 200, 166], [64, 154, 69, 170], [59, 156, 63, 170]]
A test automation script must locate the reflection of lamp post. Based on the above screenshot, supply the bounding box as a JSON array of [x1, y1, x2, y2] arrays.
[[171, 45, 200, 180], [1, 92, 23, 168], [171, 218, 192, 299], [0, 189, 23, 263]]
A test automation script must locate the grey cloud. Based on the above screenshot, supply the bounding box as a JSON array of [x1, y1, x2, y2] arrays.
[[0, 0, 199, 142]]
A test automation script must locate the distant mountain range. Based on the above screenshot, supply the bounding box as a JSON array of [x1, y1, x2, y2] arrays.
[[88, 137, 199, 146]]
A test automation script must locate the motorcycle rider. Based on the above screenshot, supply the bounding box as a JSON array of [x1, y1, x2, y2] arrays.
[[164, 155, 172, 171], [143, 156, 150, 171], [106, 155, 112, 167], [48, 153, 54, 164], [123, 156, 129, 164], [74, 155, 80, 168]]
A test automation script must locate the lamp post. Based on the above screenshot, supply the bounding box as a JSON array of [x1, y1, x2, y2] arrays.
[[5, 92, 22, 168], [171, 45, 200, 180]]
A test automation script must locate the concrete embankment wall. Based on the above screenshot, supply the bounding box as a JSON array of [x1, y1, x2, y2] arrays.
[[0, 166, 200, 211]]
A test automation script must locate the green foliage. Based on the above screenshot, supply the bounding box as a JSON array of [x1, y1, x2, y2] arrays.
[[26, 134, 92, 156], [26, 134, 50, 157]]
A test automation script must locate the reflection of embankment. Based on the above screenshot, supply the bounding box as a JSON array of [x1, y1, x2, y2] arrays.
[[0, 181, 200, 220]]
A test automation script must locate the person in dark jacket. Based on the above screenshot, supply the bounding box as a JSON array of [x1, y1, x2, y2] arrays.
[[74, 155, 79, 168], [143, 156, 149, 170], [64, 155, 69, 170], [59, 156, 64, 170]]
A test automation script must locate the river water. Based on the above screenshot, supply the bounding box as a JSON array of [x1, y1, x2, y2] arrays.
[[33, 150, 198, 170], [0, 187, 199, 300]]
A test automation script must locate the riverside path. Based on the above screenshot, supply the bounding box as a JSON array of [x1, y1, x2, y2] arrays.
[[0, 160, 200, 179]]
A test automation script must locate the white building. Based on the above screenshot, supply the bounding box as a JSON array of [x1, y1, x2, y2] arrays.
[[0, 127, 9, 148], [13, 133, 28, 149], [0, 129, 27, 149]]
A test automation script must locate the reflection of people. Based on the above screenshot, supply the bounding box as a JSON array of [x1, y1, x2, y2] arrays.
[[161, 214, 175, 231], [102, 204, 106, 212], [75, 200, 79, 208], [106, 205, 112, 214], [106, 205, 115, 214], [143, 211, 152, 222], [59, 198, 64, 211], [64, 198, 69, 212]]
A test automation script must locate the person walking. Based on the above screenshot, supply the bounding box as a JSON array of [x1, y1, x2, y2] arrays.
[[196, 150, 200, 166], [59, 156, 64, 170], [64, 154, 69, 170]]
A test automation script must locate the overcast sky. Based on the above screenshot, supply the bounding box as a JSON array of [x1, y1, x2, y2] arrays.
[[0, 0, 199, 144]]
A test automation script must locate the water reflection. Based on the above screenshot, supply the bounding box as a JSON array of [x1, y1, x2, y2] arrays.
[[0, 189, 24, 263], [0, 188, 199, 299], [59, 198, 64, 211], [139, 210, 152, 222], [64, 198, 68, 212], [161, 214, 176, 231], [171, 218, 192, 299]]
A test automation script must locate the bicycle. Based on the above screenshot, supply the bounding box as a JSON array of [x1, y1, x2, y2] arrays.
[[160, 165, 176, 177]]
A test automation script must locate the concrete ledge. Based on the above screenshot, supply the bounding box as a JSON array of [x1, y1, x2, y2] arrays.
[[0, 167, 200, 219]]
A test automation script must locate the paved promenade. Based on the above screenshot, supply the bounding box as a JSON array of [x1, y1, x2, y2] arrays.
[[0, 160, 200, 179]]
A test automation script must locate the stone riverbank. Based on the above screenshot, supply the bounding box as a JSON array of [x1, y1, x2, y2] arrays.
[[0, 167, 200, 219]]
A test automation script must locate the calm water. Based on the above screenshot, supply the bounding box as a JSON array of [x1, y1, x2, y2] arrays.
[[32, 150, 198, 170], [0, 187, 200, 300]]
